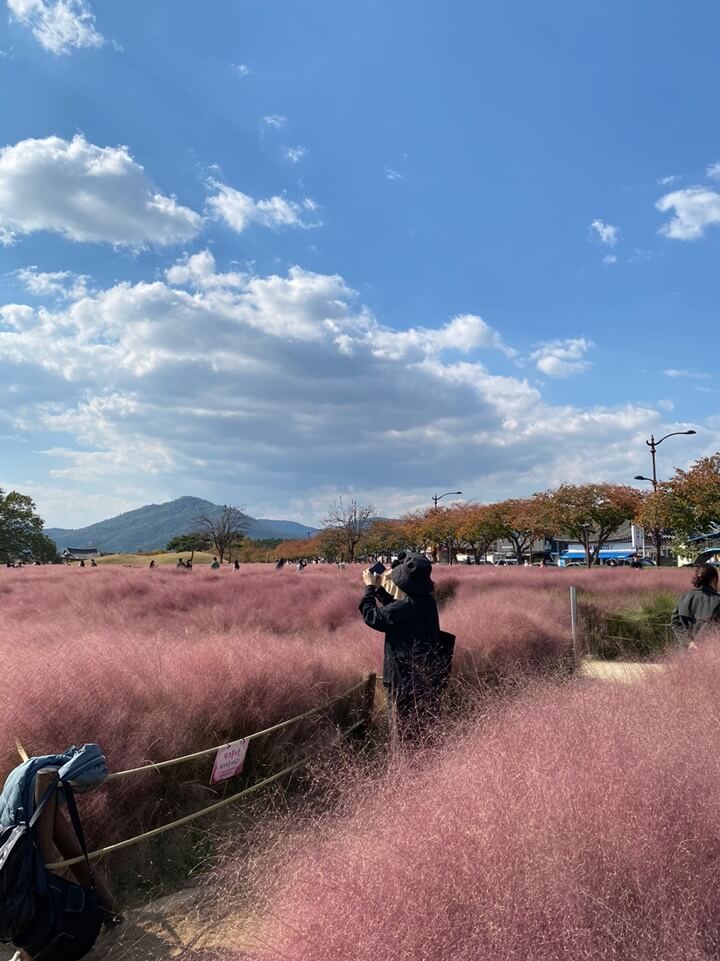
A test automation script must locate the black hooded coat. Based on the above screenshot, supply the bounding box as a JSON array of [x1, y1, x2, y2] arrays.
[[359, 585, 441, 709]]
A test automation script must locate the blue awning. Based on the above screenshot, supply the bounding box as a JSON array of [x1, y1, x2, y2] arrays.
[[558, 549, 637, 560]]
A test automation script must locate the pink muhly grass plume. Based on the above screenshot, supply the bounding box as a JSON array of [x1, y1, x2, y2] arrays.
[[221, 641, 720, 961]]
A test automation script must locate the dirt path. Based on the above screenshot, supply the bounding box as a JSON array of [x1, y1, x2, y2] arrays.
[[579, 657, 664, 684], [89, 890, 247, 961], [0, 891, 247, 961]]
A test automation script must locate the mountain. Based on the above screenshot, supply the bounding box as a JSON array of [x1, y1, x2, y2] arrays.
[[45, 496, 318, 553]]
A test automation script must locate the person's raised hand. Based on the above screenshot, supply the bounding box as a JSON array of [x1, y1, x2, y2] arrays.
[[362, 569, 379, 587]]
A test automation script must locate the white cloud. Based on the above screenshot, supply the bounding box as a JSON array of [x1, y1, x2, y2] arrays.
[[262, 115, 287, 129], [384, 166, 403, 181], [531, 338, 593, 378], [656, 187, 720, 240], [662, 368, 710, 380], [369, 314, 516, 361], [13, 265, 91, 300], [657, 399, 675, 412], [7, 0, 103, 55], [164, 249, 245, 289], [706, 163, 720, 180], [603, 254, 617, 265], [589, 220, 619, 246], [0, 135, 202, 247], [284, 146, 308, 164], [658, 174, 681, 186], [0, 263, 670, 515], [232, 63, 250, 77], [3, 254, 706, 527], [206, 180, 320, 233]]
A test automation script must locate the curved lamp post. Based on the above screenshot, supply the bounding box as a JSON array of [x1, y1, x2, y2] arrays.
[[431, 491, 463, 564], [634, 429, 696, 566], [432, 491, 462, 509]]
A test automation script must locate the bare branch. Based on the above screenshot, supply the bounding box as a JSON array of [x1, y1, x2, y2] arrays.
[[192, 504, 249, 563]]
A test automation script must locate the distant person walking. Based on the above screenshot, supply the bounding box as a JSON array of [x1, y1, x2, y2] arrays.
[[210, 557, 220, 570], [233, 559, 240, 570], [149, 559, 156, 569], [671, 564, 720, 648], [359, 554, 445, 739]]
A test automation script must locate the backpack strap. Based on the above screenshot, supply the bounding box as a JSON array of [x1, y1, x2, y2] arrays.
[[62, 783, 96, 890], [27, 778, 59, 832]]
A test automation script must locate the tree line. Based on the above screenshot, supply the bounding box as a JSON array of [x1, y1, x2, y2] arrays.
[[273, 455, 720, 567], [4, 453, 719, 567]]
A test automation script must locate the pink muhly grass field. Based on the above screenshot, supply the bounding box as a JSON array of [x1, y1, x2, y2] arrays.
[[0, 565, 375, 839], [0, 563, 680, 844], [223, 642, 720, 961]]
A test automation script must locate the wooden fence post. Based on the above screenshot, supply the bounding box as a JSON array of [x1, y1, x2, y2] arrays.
[[570, 585, 580, 663]]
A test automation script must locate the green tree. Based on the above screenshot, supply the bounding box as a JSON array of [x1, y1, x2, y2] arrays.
[[166, 531, 212, 562], [0, 489, 58, 563]]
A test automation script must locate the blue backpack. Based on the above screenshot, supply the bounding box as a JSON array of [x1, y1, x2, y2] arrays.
[[0, 745, 108, 958]]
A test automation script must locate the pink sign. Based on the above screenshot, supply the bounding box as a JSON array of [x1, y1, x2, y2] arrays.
[[210, 738, 249, 784]]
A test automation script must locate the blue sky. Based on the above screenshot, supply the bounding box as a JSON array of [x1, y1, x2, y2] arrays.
[[1, 0, 719, 528]]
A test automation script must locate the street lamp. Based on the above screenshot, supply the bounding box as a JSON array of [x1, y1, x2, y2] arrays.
[[431, 491, 462, 566], [432, 491, 462, 509], [634, 429, 696, 566]]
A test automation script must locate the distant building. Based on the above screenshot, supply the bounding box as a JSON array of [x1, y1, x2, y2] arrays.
[[62, 547, 100, 563]]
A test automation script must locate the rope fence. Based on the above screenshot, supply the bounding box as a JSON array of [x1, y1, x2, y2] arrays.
[[13, 673, 376, 872], [105, 677, 369, 780], [47, 717, 367, 870]]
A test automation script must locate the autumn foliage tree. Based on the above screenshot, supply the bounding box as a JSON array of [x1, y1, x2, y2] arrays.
[[456, 503, 506, 563], [401, 507, 464, 563], [360, 519, 407, 559], [637, 455, 720, 555], [543, 483, 643, 567], [492, 496, 552, 564]]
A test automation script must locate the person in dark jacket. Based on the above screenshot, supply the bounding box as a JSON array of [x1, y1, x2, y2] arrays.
[[359, 554, 440, 738], [671, 563, 720, 647]]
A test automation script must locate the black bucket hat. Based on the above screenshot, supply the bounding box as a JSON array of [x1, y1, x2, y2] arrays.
[[390, 554, 434, 595]]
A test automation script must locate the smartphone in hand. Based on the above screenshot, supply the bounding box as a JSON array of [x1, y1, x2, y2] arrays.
[[369, 561, 386, 575]]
